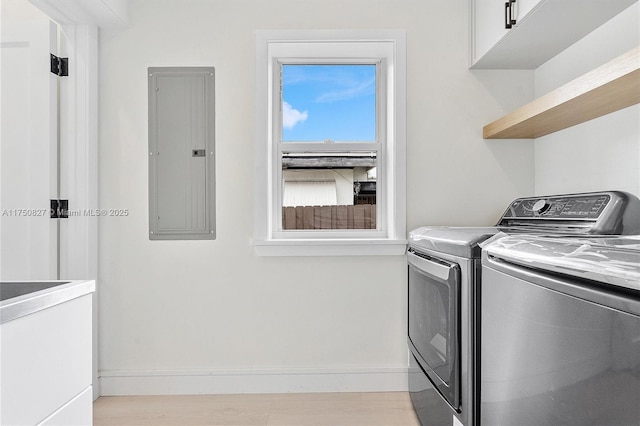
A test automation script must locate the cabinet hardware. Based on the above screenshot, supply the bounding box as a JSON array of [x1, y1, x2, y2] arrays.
[[505, 0, 516, 29]]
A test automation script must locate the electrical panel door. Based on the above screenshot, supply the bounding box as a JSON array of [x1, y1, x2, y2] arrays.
[[148, 67, 215, 240]]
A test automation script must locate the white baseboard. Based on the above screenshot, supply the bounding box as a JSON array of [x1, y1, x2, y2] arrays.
[[99, 366, 409, 396]]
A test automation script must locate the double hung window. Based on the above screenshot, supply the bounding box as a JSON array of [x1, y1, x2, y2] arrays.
[[254, 31, 406, 256]]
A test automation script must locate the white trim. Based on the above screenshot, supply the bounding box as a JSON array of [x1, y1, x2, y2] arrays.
[[254, 30, 407, 256], [100, 367, 409, 395], [253, 239, 407, 256], [58, 23, 99, 284], [57, 22, 100, 400], [468, 0, 477, 67], [28, 0, 102, 400], [28, 0, 128, 28]]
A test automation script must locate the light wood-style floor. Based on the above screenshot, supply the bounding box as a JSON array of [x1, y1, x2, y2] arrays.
[[94, 392, 421, 426]]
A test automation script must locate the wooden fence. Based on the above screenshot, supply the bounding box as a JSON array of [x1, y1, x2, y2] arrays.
[[283, 204, 376, 230]]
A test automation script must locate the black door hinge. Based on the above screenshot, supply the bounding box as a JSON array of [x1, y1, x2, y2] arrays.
[[50, 54, 68, 76], [50, 199, 69, 218]]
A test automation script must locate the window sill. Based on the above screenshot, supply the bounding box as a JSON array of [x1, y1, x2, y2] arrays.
[[252, 239, 408, 257]]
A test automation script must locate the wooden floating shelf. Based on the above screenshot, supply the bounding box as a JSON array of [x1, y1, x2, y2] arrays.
[[483, 46, 640, 139]]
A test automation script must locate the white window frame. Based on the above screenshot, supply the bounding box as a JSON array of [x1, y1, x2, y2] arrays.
[[254, 30, 407, 256]]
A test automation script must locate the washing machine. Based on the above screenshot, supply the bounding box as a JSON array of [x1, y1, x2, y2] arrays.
[[408, 191, 640, 426], [480, 233, 640, 425]]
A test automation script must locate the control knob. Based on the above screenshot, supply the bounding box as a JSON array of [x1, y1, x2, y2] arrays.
[[532, 199, 550, 215]]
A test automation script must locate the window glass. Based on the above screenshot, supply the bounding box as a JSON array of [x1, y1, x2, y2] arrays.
[[281, 156, 377, 230], [281, 64, 376, 142]]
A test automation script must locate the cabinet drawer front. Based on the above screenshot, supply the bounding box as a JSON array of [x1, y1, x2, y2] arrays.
[[1, 295, 92, 426], [37, 386, 93, 426]]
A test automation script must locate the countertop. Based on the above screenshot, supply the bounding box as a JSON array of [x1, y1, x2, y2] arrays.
[[0, 280, 95, 324]]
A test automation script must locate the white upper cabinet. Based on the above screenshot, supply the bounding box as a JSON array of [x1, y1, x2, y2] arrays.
[[470, 0, 638, 69], [473, 0, 540, 66]]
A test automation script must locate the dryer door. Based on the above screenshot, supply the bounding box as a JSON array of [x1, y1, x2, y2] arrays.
[[408, 250, 461, 411]]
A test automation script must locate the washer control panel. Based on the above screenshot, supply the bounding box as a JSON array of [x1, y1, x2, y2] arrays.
[[495, 191, 640, 234], [504, 194, 610, 220]]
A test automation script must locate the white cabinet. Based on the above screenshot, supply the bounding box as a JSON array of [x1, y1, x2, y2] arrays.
[[473, 0, 541, 65], [38, 387, 93, 426], [0, 286, 94, 426], [470, 0, 638, 69]]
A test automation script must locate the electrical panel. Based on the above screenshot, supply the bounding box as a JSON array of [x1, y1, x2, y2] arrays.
[[148, 67, 215, 240]]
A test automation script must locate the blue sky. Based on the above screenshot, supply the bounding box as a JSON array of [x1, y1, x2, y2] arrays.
[[282, 64, 376, 142]]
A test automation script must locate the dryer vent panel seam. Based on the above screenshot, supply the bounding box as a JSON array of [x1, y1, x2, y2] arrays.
[[148, 67, 216, 240]]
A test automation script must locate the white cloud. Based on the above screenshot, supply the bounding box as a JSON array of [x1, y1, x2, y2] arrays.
[[282, 101, 308, 129], [315, 77, 375, 103]]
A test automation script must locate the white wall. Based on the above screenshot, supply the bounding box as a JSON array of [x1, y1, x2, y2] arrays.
[[98, 0, 534, 394], [534, 3, 640, 197], [283, 169, 354, 206]]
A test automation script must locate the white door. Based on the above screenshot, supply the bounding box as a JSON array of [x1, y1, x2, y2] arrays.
[[1, 20, 59, 280]]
